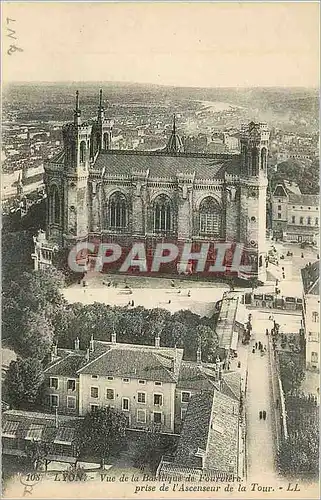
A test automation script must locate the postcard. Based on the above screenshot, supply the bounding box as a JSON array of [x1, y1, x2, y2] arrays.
[[1, 1, 320, 498]]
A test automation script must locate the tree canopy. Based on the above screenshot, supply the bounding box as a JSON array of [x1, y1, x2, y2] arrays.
[[269, 159, 319, 195], [75, 407, 127, 465], [2, 267, 66, 359], [4, 357, 44, 410]]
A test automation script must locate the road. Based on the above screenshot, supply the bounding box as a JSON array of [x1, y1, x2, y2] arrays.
[[63, 286, 228, 318], [246, 312, 280, 483]]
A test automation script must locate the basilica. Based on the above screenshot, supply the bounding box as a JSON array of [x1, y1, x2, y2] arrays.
[[39, 90, 269, 280]]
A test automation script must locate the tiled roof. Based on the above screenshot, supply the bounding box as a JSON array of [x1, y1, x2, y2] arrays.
[[177, 362, 219, 391], [173, 390, 239, 476], [204, 391, 239, 475], [283, 180, 301, 195], [301, 261, 320, 295], [77, 341, 184, 383], [44, 353, 87, 377], [288, 193, 319, 206], [48, 150, 65, 164], [221, 372, 241, 401], [216, 297, 239, 350], [174, 391, 214, 469], [2, 410, 81, 442], [93, 150, 240, 181]]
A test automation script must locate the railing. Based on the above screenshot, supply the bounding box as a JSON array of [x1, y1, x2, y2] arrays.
[[267, 336, 288, 452]]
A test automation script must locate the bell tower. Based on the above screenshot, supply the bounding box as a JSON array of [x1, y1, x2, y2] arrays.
[[97, 89, 114, 151], [239, 122, 269, 281], [61, 91, 92, 247]]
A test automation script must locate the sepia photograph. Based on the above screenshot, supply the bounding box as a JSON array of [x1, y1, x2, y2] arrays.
[[1, 1, 320, 498]]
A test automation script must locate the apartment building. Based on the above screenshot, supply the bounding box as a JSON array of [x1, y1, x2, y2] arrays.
[[301, 262, 320, 372], [272, 182, 319, 243], [43, 333, 241, 435]]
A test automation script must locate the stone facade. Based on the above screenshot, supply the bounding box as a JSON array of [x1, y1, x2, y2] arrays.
[[272, 183, 319, 244], [43, 91, 270, 280]]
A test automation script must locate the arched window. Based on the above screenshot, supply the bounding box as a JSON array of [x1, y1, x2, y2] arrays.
[[109, 192, 127, 229], [199, 197, 221, 236], [251, 148, 259, 176], [153, 195, 172, 233], [80, 141, 86, 163], [261, 147, 267, 170], [50, 186, 60, 225], [103, 133, 109, 150]]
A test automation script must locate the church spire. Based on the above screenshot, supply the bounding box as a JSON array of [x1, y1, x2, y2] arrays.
[[98, 88, 104, 122], [74, 90, 81, 125], [166, 114, 184, 154]]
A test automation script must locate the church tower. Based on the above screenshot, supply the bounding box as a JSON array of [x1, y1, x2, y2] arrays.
[[60, 91, 91, 247], [96, 89, 114, 152], [239, 122, 269, 281]]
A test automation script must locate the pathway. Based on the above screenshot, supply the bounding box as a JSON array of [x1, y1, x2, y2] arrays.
[[245, 313, 279, 483]]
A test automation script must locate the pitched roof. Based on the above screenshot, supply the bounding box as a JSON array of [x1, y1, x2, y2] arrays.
[[204, 391, 239, 475], [77, 341, 184, 383], [173, 390, 239, 476], [2, 410, 81, 443], [94, 150, 240, 181], [216, 297, 239, 350], [283, 180, 301, 195], [174, 391, 214, 469], [44, 353, 87, 377], [301, 261, 320, 295], [288, 193, 319, 206], [221, 372, 241, 401], [177, 361, 219, 391]]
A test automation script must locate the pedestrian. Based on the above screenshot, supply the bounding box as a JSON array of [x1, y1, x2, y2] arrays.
[[266, 328, 269, 335], [258, 341, 262, 350], [131, 300, 135, 307], [301, 252, 304, 258], [263, 410, 267, 420], [252, 347, 255, 354], [168, 299, 171, 304], [259, 411, 262, 420], [187, 290, 191, 297], [264, 345, 267, 352], [255, 342, 258, 349]]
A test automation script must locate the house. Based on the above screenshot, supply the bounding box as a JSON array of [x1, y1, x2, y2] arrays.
[[43, 334, 184, 433], [2, 410, 80, 466], [42, 333, 241, 435], [156, 389, 240, 481], [272, 183, 319, 243], [301, 262, 320, 372]]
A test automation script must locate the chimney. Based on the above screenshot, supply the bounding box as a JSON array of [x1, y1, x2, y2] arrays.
[[50, 343, 58, 362], [74, 337, 80, 351], [197, 346, 202, 365], [155, 333, 160, 348], [111, 331, 116, 345], [215, 355, 222, 382], [86, 348, 90, 362], [90, 334, 94, 352]]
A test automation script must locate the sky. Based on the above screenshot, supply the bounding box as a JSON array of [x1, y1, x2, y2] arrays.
[[2, 1, 320, 87]]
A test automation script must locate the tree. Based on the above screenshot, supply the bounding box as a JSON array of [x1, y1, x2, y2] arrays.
[[279, 355, 305, 394], [2, 268, 65, 357], [4, 357, 44, 410], [196, 325, 219, 362], [75, 407, 127, 466], [133, 426, 177, 473]]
